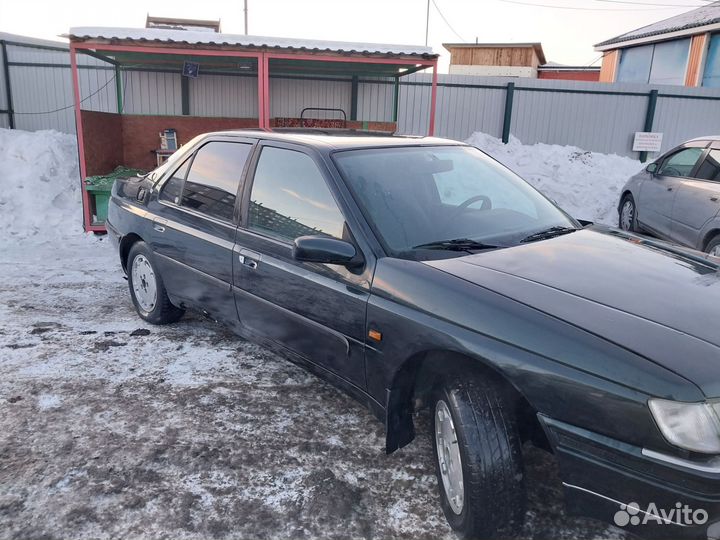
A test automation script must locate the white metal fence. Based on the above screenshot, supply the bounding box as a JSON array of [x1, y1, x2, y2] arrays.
[[2, 32, 720, 159]]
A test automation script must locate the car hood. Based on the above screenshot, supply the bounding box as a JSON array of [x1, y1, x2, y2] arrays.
[[425, 226, 720, 397]]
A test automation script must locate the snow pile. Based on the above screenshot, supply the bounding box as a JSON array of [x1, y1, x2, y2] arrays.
[[0, 128, 644, 245], [467, 132, 644, 225], [0, 128, 82, 242]]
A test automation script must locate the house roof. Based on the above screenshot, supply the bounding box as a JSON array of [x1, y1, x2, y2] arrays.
[[442, 42, 546, 65], [595, 1, 720, 50], [66, 27, 437, 58]]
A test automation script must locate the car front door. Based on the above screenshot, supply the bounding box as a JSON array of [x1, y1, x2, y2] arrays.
[[638, 144, 706, 239], [232, 143, 374, 389], [147, 137, 254, 323], [671, 147, 720, 249]]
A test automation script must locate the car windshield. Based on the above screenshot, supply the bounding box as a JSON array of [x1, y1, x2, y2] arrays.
[[333, 145, 577, 258]]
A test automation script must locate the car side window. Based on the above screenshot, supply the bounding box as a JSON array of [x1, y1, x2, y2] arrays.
[[695, 149, 720, 182], [180, 142, 252, 222], [159, 157, 191, 205], [657, 147, 704, 178], [247, 147, 346, 242]]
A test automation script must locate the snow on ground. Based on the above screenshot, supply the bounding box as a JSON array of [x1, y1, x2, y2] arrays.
[[0, 128, 84, 241], [468, 132, 644, 225], [0, 128, 626, 539]]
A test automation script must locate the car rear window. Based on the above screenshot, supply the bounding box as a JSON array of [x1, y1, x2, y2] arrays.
[[179, 142, 252, 222]]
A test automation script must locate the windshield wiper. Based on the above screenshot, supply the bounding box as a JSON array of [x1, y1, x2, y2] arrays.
[[412, 238, 501, 252], [520, 226, 578, 243]]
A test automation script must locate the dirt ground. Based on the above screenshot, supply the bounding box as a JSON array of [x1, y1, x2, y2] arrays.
[[0, 237, 625, 539]]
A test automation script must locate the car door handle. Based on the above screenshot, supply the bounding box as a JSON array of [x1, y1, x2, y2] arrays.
[[238, 248, 262, 270], [667, 187, 673, 192], [238, 255, 258, 269], [153, 218, 168, 233], [711, 197, 719, 202]]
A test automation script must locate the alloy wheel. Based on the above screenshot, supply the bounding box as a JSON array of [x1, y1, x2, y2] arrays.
[[620, 200, 635, 231], [131, 254, 157, 313], [435, 399, 465, 515]]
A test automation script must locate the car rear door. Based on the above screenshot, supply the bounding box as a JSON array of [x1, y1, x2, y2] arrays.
[[232, 141, 374, 389], [671, 145, 720, 249], [638, 144, 706, 239], [146, 137, 255, 323]]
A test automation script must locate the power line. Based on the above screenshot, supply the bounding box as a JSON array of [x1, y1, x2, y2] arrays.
[[431, 0, 467, 42], [496, 0, 704, 9], [595, 0, 708, 6], [13, 72, 117, 115]]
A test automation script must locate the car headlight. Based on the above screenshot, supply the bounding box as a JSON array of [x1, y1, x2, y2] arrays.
[[649, 399, 720, 454]]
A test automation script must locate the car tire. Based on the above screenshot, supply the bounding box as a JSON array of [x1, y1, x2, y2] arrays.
[[619, 193, 638, 232], [430, 376, 526, 539], [706, 234, 720, 258], [127, 241, 184, 325]]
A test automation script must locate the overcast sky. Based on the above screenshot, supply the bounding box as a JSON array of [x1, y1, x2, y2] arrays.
[[0, 0, 709, 69]]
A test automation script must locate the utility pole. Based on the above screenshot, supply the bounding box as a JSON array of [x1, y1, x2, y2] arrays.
[[244, 0, 248, 34], [425, 0, 430, 46]]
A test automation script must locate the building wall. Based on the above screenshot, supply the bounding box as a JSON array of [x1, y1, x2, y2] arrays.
[[685, 34, 709, 86], [599, 32, 713, 87], [449, 65, 537, 78], [447, 46, 539, 68], [121, 114, 259, 171], [599, 50, 620, 83], [538, 70, 600, 82]]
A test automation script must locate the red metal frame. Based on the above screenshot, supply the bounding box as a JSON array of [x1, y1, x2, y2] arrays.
[[69, 42, 438, 232], [69, 44, 103, 232], [429, 61, 438, 136], [70, 42, 263, 59]]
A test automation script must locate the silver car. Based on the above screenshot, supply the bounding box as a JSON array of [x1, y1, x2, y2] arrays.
[[619, 136, 720, 256]]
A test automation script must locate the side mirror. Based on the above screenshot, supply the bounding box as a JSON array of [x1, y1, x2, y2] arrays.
[[293, 236, 363, 268], [646, 162, 658, 175]]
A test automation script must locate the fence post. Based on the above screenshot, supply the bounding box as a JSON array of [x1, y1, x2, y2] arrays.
[[639, 89, 659, 163], [502, 82, 515, 144], [350, 76, 359, 121], [392, 76, 400, 123], [180, 76, 190, 116], [115, 65, 123, 114], [1, 40, 15, 129]]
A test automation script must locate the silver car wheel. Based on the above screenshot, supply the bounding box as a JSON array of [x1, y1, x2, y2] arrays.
[[131, 254, 157, 313], [620, 200, 635, 231], [435, 399, 465, 515], [709, 245, 720, 257]]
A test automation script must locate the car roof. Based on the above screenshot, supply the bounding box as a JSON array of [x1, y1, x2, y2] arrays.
[[687, 135, 720, 143], [202, 129, 465, 150]]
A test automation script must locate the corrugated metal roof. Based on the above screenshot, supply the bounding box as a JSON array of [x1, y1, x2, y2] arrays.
[[595, 1, 720, 48], [66, 27, 437, 58]]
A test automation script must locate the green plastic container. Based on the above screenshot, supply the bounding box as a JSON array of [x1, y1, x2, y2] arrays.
[[85, 183, 112, 224], [84, 166, 146, 225]]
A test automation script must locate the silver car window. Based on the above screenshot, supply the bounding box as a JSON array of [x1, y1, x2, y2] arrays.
[[657, 147, 704, 178], [696, 149, 720, 182]]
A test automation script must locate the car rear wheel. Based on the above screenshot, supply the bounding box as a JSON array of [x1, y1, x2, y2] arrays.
[[430, 376, 526, 539], [706, 235, 720, 257], [127, 241, 184, 324], [619, 194, 637, 232]]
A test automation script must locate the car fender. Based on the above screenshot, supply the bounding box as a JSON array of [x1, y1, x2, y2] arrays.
[[367, 257, 703, 453]]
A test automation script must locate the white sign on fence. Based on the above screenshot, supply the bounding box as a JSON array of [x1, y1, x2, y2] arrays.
[[633, 132, 664, 153]]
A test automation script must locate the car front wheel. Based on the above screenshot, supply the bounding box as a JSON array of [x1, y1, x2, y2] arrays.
[[619, 194, 637, 232], [127, 241, 184, 324], [431, 376, 526, 539]]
